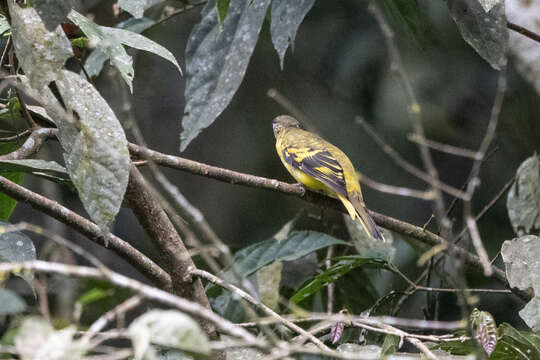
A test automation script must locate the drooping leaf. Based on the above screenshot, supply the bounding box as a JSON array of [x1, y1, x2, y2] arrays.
[[344, 215, 395, 261], [0, 222, 36, 288], [118, 0, 165, 18], [180, 0, 271, 151], [8, 0, 73, 89], [14, 317, 88, 360], [128, 310, 210, 360], [507, 1, 540, 95], [69, 10, 180, 92], [380, 334, 400, 358], [446, 0, 507, 70], [256, 261, 282, 311], [470, 308, 497, 356], [492, 323, 540, 359], [501, 235, 540, 331], [507, 155, 540, 236], [32, 0, 76, 30], [83, 17, 156, 79], [290, 256, 396, 304], [0, 159, 69, 179], [232, 230, 348, 277], [0, 289, 26, 315], [270, 0, 315, 69]]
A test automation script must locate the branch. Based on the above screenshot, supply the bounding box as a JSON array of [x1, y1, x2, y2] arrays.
[[507, 21, 540, 43], [0, 175, 172, 290], [0, 128, 56, 160]]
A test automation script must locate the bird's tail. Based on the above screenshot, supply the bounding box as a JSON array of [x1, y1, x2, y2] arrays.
[[337, 194, 385, 242]]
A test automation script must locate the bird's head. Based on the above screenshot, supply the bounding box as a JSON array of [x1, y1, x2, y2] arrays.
[[272, 115, 300, 137]]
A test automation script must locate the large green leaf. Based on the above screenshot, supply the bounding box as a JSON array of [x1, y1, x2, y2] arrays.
[[8, 0, 73, 89], [501, 235, 540, 331], [446, 0, 507, 70], [492, 323, 540, 360], [232, 230, 348, 277], [32, 0, 76, 30], [128, 310, 210, 359], [180, 0, 271, 151], [0, 159, 70, 185], [69, 10, 180, 92], [290, 256, 396, 304], [507, 155, 540, 236], [0, 222, 36, 288], [270, 0, 315, 69], [0, 13, 10, 36]]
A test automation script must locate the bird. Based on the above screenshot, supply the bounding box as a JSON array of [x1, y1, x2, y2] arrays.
[[272, 115, 384, 241]]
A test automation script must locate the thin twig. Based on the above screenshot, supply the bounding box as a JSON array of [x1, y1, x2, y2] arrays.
[[357, 170, 435, 200], [266, 88, 317, 133], [407, 133, 481, 160], [507, 21, 540, 43], [0, 129, 31, 142], [325, 246, 334, 314]]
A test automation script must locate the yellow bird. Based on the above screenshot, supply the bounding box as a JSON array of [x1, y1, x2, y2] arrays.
[[273, 115, 384, 241]]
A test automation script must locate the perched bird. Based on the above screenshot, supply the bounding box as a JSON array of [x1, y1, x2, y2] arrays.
[[273, 115, 384, 241]]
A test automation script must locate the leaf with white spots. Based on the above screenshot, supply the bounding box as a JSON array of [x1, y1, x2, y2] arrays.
[[507, 155, 540, 236], [118, 0, 165, 18], [446, 0, 507, 70], [32, 0, 76, 30], [180, 0, 271, 151], [507, 0, 540, 95], [270, 0, 315, 69], [8, 0, 73, 89], [0, 222, 36, 289], [502, 235, 540, 331], [69, 10, 180, 92]]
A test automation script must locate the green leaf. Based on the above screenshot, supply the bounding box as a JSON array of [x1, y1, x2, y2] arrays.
[[492, 323, 540, 360], [118, 0, 164, 18], [32, 0, 76, 30], [232, 230, 348, 277], [380, 334, 400, 358], [0, 222, 36, 288], [8, 0, 73, 89], [256, 261, 282, 311], [83, 17, 156, 79], [68, 10, 180, 92], [507, 155, 540, 236], [446, 0, 507, 70], [290, 256, 396, 304], [0, 159, 68, 179], [344, 215, 395, 261], [507, 1, 540, 95], [0, 289, 26, 315], [76, 288, 113, 306], [0, 172, 23, 221], [383, 0, 428, 47], [471, 308, 497, 356], [180, 0, 271, 151], [270, 0, 315, 69], [0, 13, 10, 36], [216, 0, 231, 25], [128, 310, 210, 359], [501, 235, 540, 331]]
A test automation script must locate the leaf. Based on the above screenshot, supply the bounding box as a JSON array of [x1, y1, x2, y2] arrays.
[[380, 334, 400, 358], [68, 10, 180, 92], [330, 320, 345, 344], [232, 230, 348, 277], [0, 13, 10, 36], [290, 256, 396, 304], [0, 159, 71, 188], [225, 346, 265, 360], [507, 155, 540, 236], [20, 70, 131, 232], [344, 215, 395, 261], [180, 0, 271, 151], [446, 0, 507, 70], [478, 0, 502, 13], [32, 0, 76, 30], [14, 317, 88, 360], [217, 0, 231, 25], [256, 261, 282, 311], [383, 0, 429, 47], [118, 0, 165, 18], [0, 222, 36, 288], [492, 323, 540, 360], [270, 0, 315, 69], [0, 289, 26, 315], [470, 308, 497, 356], [0, 142, 24, 221], [128, 310, 210, 359], [8, 0, 73, 89], [83, 17, 156, 79], [501, 235, 540, 331], [507, 1, 540, 95]]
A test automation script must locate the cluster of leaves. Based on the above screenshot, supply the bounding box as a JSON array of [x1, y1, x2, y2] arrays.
[[0, 0, 538, 359]]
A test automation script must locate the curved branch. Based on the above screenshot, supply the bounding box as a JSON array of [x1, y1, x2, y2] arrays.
[[0, 127, 56, 160], [0, 175, 172, 290]]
